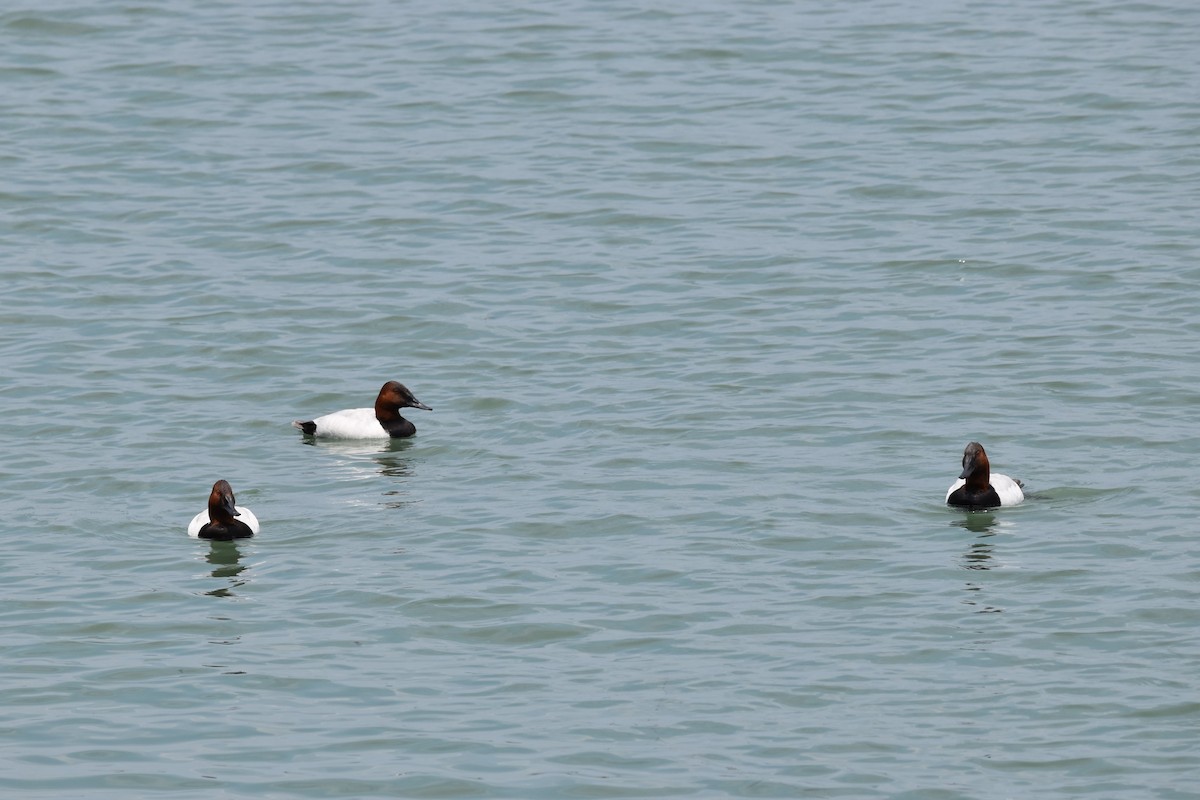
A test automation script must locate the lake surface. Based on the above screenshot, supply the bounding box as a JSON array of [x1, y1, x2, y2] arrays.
[[3, 1, 1199, 797]]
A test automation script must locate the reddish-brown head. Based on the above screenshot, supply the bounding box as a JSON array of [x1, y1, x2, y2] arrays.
[[207, 479, 241, 523], [375, 381, 431, 417], [958, 442, 992, 490]]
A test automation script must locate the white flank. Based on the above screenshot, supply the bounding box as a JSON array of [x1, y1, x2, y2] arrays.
[[991, 474, 1024, 506], [304, 407, 388, 439], [945, 474, 1024, 506], [187, 506, 260, 537]]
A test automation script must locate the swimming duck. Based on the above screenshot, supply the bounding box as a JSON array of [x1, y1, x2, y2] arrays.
[[292, 380, 431, 439], [187, 480, 260, 540], [945, 442, 1024, 508]]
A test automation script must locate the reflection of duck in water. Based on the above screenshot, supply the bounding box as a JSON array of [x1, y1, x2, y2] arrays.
[[962, 536, 996, 570], [293, 381, 431, 439], [953, 511, 999, 535], [187, 480, 260, 541], [946, 442, 1024, 509], [205, 541, 246, 572]]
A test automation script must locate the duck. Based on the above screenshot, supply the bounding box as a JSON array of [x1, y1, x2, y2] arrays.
[[292, 380, 431, 439], [946, 442, 1024, 508], [187, 480, 260, 540]]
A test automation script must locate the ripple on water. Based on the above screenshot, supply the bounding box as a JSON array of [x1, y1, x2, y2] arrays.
[[4, 0, 1200, 798]]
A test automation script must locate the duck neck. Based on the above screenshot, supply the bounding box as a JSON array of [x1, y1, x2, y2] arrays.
[[375, 401, 405, 424], [964, 468, 991, 493]]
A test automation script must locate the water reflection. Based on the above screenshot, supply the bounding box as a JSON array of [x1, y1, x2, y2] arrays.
[[962, 538, 995, 571], [302, 438, 417, 508], [299, 437, 413, 459], [952, 511, 999, 537], [961, 581, 1001, 613], [202, 540, 248, 597], [374, 451, 414, 508], [373, 451, 413, 479], [952, 513, 1003, 613], [951, 512, 1000, 569]]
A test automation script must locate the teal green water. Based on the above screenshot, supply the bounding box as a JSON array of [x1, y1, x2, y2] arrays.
[[3, 1, 1199, 797]]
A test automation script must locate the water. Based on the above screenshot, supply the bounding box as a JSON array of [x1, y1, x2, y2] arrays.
[[3, 1, 1199, 797]]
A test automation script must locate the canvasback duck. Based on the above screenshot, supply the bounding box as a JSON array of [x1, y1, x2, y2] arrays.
[[946, 442, 1024, 508], [292, 380, 431, 439], [187, 480, 260, 540]]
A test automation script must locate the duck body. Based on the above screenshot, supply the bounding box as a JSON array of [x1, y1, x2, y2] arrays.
[[294, 407, 399, 439], [945, 441, 1024, 509], [188, 480, 260, 540], [293, 381, 431, 439]]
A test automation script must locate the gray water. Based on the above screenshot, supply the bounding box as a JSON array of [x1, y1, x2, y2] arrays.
[[3, 1, 1199, 797]]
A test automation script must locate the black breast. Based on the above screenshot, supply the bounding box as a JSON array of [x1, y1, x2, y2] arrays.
[[382, 417, 417, 438], [947, 485, 1002, 509], [198, 520, 256, 541]]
